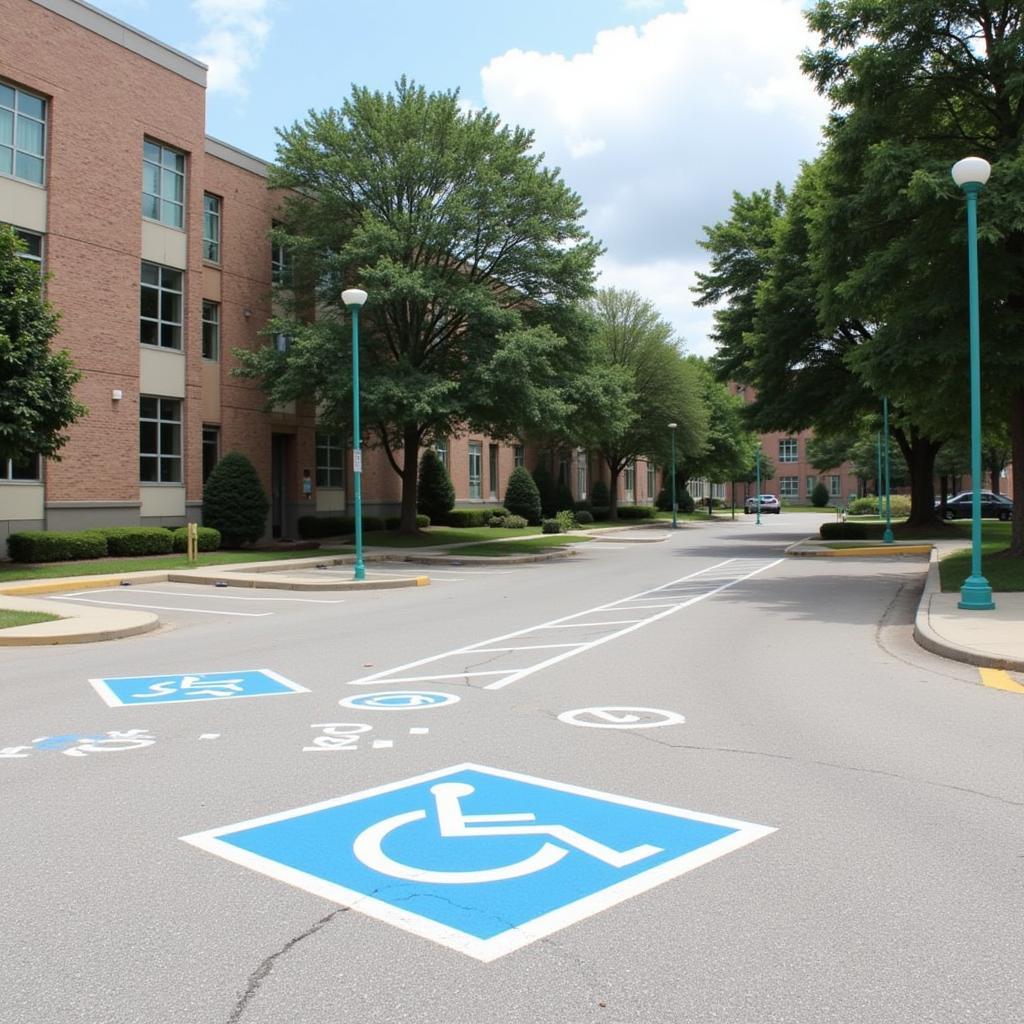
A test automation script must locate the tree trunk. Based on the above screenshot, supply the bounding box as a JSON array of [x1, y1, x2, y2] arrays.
[[1009, 385, 1024, 557], [892, 426, 941, 526], [400, 424, 420, 534], [607, 463, 621, 520]]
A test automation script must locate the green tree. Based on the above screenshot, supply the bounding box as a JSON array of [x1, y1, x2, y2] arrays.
[[0, 226, 85, 464], [571, 289, 708, 519], [202, 451, 269, 547], [811, 482, 830, 507], [504, 465, 542, 524], [416, 448, 454, 524], [531, 461, 557, 519], [235, 79, 601, 532]]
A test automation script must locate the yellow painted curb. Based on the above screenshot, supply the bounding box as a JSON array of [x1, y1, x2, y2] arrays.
[[0, 575, 141, 596], [979, 668, 1024, 694], [811, 544, 932, 557], [416, 576, 430, 586]]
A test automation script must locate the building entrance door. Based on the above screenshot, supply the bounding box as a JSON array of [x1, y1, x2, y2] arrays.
[[271, 433, 292, 539]]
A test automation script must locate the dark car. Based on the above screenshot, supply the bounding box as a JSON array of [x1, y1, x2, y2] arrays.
[[936, 491, 1013, 521]]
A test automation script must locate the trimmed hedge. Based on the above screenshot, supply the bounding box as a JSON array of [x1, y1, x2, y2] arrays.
[[541, 519, 561, 534], [616, 505, 656, 520], [442, 507, 509, 528], [203, 451, 269, 547], [590, 506, 610, 521], [170, 526, 221, 552], [385, 514, 431, 530], [489, 514, 528, 529], [819, 522, 868, 540], [504, 466, 543, 524], [99, 527, 173, 557], [575, 509, 594, 525], [8, 529, 108, 563]]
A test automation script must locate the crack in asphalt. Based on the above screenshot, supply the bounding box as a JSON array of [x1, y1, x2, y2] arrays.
[[227, 908, 347, 1023]]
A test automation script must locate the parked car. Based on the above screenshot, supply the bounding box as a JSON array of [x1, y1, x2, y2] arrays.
[[934, 491, 1013, 521], [744, 494, 781, 514]]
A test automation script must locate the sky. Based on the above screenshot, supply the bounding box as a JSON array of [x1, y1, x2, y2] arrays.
[[97, 0, 830, 357]]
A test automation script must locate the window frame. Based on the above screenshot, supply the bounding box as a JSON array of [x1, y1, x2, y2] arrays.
[[202, 300, 220, 361], [315, 431, 345, 488], [201, 426, 219, 483], [829, 474, 842, 497], [0, 80, 47, 186], [513, 444, 525, 468], [488, 443, 499, 500], [778, 437, 799, 463], [142, 138, 186, 229], [0, 455, 41, 481], [578, 456, 588, 501], [203, 193, 221, 263], [779, 475, 799, 499], [433, 438, 449, 471], [468, 441, 483, 499], [646, 461, 655, 500], [624, 460, 636, 501], [139, 396, 182, 483], [140, 261, 183, 350]]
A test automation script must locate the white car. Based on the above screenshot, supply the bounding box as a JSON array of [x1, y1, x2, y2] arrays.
[[744, 494, 781, 514]]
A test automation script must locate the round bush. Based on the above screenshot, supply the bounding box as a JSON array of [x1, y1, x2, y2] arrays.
[[417, 449, 455, 523], [170, 526, 221, 552], [541, 519, 561, 534], [100, 527, 173, 557], [811, 482, 830, 507], [575, 509, 594, 525], [202, 451, 270, 547], [590, 480, 609, 508], [504, 466, 542, 524]]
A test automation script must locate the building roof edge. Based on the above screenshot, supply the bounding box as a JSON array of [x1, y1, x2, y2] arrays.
[[205, 136, 272, 178]]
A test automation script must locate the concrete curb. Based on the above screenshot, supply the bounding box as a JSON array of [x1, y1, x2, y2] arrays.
[[912, 549, 1024, 671], [0, 592, 158, 646], [786, 537, 933, 558]]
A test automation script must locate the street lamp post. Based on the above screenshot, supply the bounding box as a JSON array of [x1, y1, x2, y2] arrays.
[[882, 396, 893, 544], [876, 431, 882, 508], [342, 287, 368, 582], [952, 156, 995, 611], [668, 422, 678, 528], [755, 446, 762, 526]]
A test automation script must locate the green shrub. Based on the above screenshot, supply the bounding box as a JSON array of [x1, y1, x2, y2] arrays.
[[443, 507, 509, 528], [541, 519, 561, 534], [847, 494, 911, 517], [7, 529, 109, 563], [590, 480, 609, 508], [298, 515, 352, 539], [202, 451, 269, 547], [555, 481, 575, 512], [504, 466, 542, 524], [362, 516, 386, 532], [575, 509, 594, 525], [489, 514, 528, 529], [417, 449, 455, 523], [616, 505, 655, 520], [591, 506, 610, 521], [680, 489, 695, 514], [385, 514, 430, 530], [99, 527, 174, 556], [532, 463, 558, 518], [555, 509, 577, 531], [846, 497, 878, 516], [170, 526, 221, 552], [811, 482, 831, 507], [820, 522, 868, 540]]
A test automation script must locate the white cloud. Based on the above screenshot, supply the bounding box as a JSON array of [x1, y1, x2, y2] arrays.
[[479, 0, 828, 353], [192, 0, 272, 97]]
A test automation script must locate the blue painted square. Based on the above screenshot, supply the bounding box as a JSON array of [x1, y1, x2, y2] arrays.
[[90, 669, 306, 706], [183, 764, 774, 960]]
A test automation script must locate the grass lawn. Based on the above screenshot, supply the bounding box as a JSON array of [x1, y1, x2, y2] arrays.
[[937, 523, 1023, 592], [441, 536, 592, 557], [362, 526, 537, 548], [0, 609, 62, 629], [0, 547, 352, 583]]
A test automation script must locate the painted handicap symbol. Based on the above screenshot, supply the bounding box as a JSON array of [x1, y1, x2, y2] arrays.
[[131, 675, 246, 699], [91, 669, 308, 707], [353, 781, 662, 883]]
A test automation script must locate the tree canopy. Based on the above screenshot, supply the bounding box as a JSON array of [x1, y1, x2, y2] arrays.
[[0, 225, 85, 464]]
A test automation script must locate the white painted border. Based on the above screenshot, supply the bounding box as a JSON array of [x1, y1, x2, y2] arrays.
[[557, 706, 686, 729], [89, 668, 308, 708], [338, 691, 460, 711], [180, 762, 776, 962]]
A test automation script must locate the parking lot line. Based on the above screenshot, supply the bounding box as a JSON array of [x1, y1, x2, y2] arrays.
[[110, 588, 347, 604], [55, 596, 274, 617]]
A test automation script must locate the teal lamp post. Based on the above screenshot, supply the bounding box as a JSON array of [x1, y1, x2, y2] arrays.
[[668, 422, 678, 528], [882, 396, 893, 544], [342, 287, 368, 581], [876, 432, 882, 508], [952, 156, 994, 610], [754, 446, 762, 526]]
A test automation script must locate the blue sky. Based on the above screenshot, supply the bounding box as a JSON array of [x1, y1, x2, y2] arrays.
[[97, 0, 828, 354]]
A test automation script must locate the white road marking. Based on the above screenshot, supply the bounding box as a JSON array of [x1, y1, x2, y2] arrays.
[[55, 596, 273, 617], [372, 740, 394, 749], [347, 558, 782, 692], [107, 589, 346, 604], [409, 727, 429, 735], [199, 734, 221, 740]]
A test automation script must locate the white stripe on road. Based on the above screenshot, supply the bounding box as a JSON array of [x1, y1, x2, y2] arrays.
[[54, 596, 273, 617], [94, 588, 346, 604]]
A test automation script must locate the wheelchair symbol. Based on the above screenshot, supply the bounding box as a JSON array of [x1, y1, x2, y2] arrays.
[[352, 781, 663, 884]]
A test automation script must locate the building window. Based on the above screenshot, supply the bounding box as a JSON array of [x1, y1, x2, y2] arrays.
[[513, 444, 524, 468], [433, 438, 448, 470], [271, 223, 290, 284], [273, 333, 291, 353], [780, 476, 799, 498], [142, 139, 185, 228], [624, 461, 635, 502], [779, 437, 798, 463], [646, 462, 655, 500], [489, 443, 499, 500], [140, 262, 183, 349], [0, 82, 46, 185], [829, 474, 842, 497], [316, 431, 345, 487], [203, 194, 221, 262], [12, 228, 42, 265], [806, 475, 817, 495], [139, 397, 182, 483], [468, 442, 482, 499], [690, 478, 706, 500], [0, 455, 40, 480], [201, 427, 219, 483], [713, 482, 726, 500], [578, 456, 588, 501], [201, 300, 219, 360]]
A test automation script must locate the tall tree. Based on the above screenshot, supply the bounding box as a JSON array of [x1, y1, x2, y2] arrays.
[[572, 289, 708, 519], [236, 79, 602, 531], [803, 0, 1024, 551], [0, 226, 85, 465]]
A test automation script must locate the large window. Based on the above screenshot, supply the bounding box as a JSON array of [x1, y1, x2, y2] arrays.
[[489, 444, 499, 500], [13, 228, 42, 265], [0, 81, 46, 185], [203, 194, 221, 262], [578, 456, 588, 501], [624, 461, 635, 502], [829, 474, 842, 497], [0, 455, 40, 480], [513, 444, 524, 468], [271, 223, 290, 284], [316, 431, 345, 487], [139, 397, 182, 483], [806, 475, 817, 496], [201, 427, 219, 483], [780, 476, 799, 498], [468, 442, 482, 499], [779, 437, 798, 463], [143, 139, 185, 228], [140, 262, 183, 349], [646, 462, 655, 500], [202, 300, 219, 360], [434, 438, 449, 471]]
